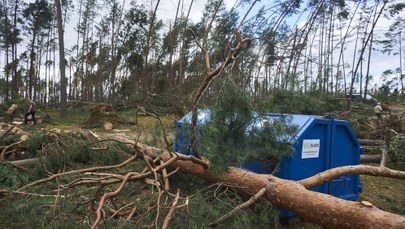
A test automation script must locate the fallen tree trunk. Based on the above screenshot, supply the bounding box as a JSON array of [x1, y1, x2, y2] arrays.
[[359, 139, 384, 146], [134, 143, 405, 229], [360, 154, 381, 163], [6, 104, 18, 116], [8, 158, 39, 168]]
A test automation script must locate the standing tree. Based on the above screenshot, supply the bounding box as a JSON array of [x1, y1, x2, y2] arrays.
[[380, 16, 405, 96], [55, 0, 67, 116], [1, 0, 11, 102], [22, 0, 53, 100]]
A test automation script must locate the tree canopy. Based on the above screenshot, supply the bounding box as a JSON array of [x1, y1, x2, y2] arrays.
[[0, 0, 404, 105]]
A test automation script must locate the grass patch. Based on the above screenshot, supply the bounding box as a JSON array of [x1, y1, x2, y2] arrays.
[[360, 175, 405, 215], [41, 107, 178, 131], [42, 107, 89, 130]]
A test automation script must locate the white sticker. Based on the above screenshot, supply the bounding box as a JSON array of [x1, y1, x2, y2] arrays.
[[302, 139, 320, 159]]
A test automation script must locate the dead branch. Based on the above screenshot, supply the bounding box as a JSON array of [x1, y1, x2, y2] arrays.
[[1, 161, 30, 172], [9, 157, 39, 168], [109, 202, 135, 219], [134, 206, 156, 228], [299, 165, 405, 189], [126, 206, 137, 220], [189, 29, 252, 158], [17, 155, 137, 191], [84, 172, 125, 179], [60, 177, 118, 189], [187, 28, 210, 72], [92, 171, 146, 229], [0, 189, 65, 198], [152, 183, 163, 229], [0, 141, 24, 161], [162, 190, 188, 229], [210, 187, 267, 227], [380, 146, 387, 167], [165, 167, 180, 179], [141, 154, 159, 182], [0, 125, 15, 139], [161, 160, 170, 191], [134, 142, 209, 169]]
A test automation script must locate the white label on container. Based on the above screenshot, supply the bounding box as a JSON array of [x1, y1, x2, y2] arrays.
[[302, 139, 320, 159]]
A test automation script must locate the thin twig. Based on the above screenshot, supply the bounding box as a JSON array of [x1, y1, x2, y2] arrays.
[[109, 202, 135, 219], [0, 189, 66, 198], [126, 206, 137, 220], [210, 187, 267, 227], [18, 155, 137, 191]]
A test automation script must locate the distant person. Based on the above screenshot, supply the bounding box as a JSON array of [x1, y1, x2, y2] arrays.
[[374, 102, 382, 119], [24, 99, 37, 125]]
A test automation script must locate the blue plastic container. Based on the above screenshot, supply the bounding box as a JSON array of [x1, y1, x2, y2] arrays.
[[174, 111, 362, 217]]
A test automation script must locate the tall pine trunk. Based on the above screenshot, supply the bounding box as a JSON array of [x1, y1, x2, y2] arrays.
[[55, 0, 67, 116]]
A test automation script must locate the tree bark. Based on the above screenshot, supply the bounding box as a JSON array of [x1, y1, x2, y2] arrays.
[[359, 138, 384, 146], [134, 143, 405, 229], [360, 154, 381, 164], [55, 0, 67, 117]]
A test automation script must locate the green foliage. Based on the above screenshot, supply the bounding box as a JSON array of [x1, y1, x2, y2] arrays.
[[0, 195, 53, 228], [25, 131, 53, 157], [0, 182, 105, 228], [388, 136, 405, 170], [0, 165, 29, 189], [255, 89, 344, 114], [171, 184, 278, 228], [199, 81, 295, 173], [33, 133, 130, 176], [0, 134, 19, 147]]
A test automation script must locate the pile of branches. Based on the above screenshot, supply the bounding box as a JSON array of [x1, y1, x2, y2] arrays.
[[0, 124, 275, 228]]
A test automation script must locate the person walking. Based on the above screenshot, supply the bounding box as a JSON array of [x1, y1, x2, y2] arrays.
[[374, 102, 382, 119], [24, 99, 37, 124]]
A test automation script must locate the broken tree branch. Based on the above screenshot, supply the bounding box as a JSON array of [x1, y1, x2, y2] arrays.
[[17, 155, 137, 191], [187, 28, 210, 72], [0, 125, 15, 139], [210, 187, 267, 227], [299, 165, 405, 189], [380, 146, 387, 167], [162, 190, 188, 229], [92, 171, 147, 229], [189, 29, 252, 159]]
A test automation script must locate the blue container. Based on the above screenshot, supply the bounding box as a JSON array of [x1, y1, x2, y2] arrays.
[[174, 111, 362, 217]]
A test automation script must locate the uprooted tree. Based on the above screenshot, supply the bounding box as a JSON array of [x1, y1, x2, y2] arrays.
[[0, 30, 405, 228]]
